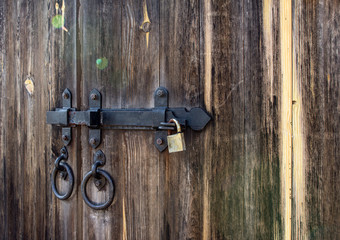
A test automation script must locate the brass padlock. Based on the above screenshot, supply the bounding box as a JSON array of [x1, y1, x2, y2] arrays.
[[167, 119, 186, 153]]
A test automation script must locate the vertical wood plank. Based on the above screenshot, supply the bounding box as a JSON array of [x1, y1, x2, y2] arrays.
[[50, 0, 80, 238], [0, 0, 79, 239], [121, 1, 161, 239], [280, 0, 293, 239], [0, 0, 6, 237], [160, 1, 201, 239], [293, 0, 340, 239], [200, 0, 284, 239], [79, 0, 122, 239]]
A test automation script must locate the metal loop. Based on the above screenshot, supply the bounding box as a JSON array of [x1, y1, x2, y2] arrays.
[[51, 161, 74, 200], [168, 118, 181, 135], [91, 161, 103, 179], [81, 168, 115, 210], [54, 154, 67, 171]]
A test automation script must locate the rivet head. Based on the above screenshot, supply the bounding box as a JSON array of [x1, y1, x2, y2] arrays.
[[89, 138, 97, 145], [62, 135, 69, 141], [156, 89, 164, 97], [62, 92, 70, 99], [156, 138, 163, 145], [94, 179, 102, 187], [61, 148, 67, 154], [90, 93, 97, 100]]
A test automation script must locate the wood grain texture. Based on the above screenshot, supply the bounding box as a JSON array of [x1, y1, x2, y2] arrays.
[[79, 0, 122, 239], [0, 0, 79, 239], [293, 0, 340, 239], [160, 1, 201, 239], [120, 1, 161, 239], [200, 0, 283, 239], [0, 0, 339, 239]]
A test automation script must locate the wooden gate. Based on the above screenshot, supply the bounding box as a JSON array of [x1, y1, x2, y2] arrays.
[[0, 0, 339, 239]]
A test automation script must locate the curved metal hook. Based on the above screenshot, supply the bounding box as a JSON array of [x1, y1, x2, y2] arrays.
[[51, 161, 74, 200], [51, 147, 74, 200]]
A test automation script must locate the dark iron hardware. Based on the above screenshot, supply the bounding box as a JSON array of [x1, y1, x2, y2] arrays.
[[51, 147, 74, 200], [46, 87, 211, 151], [81, 150, 115, 210]]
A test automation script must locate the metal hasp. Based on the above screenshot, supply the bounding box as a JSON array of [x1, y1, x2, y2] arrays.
[[46, 87, 211, 152]]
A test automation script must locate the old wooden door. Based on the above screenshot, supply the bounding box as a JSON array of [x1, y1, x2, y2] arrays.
[[0, 0, 339, 239]]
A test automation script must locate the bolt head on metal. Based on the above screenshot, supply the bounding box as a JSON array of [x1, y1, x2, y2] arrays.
[[156, 138, 163, 145], [94, 179, 102, 187], [62, 135, 69, 141], [156, 89, 164, 97], [62, 92, 70, 99], [90, 93, 98, 100], [89, 138, 97, 145], [61, 148, 66, 154]]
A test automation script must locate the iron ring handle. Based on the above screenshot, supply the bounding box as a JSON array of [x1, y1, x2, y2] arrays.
[[81, 168, 115, 210], [51, 161, 74, 200]]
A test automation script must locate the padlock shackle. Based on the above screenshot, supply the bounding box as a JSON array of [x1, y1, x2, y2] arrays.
[[168, 119, 182, 134]]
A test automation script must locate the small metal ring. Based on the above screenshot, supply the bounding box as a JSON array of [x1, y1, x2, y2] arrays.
[[51, 162, 74, 200], [81, 168, 115, 210]]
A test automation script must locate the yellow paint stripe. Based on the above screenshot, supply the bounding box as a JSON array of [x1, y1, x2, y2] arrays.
[[280, 0, 292, 240]]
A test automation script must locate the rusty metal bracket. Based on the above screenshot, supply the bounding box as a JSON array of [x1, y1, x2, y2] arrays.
[[46, 87, 211, 151]]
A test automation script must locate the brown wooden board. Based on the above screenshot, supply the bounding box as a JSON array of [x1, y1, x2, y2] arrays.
[[160, 0, 201, 239], [293, 1, 340, 239], [0, 0, 79, 239], [199, 0, 283, 238], [79, 0, 122, 239], [0, 0, 339, 239]]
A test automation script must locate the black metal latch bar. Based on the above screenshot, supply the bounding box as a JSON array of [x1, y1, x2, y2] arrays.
[[46, 87, 211, 152]]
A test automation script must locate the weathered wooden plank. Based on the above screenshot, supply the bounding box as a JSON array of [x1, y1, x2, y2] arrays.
[[120, 1, 161, 239], [0, 0, 6, 237], [280, 0, 293, 239], [49, 0, 80, 239], [0, 0, 79, 239], [79, 0, 122, 239], [200, 0, 283, 239], [293, 0, 340, 239], [159, 1, 201, 239], [245, 1, 284, 239]]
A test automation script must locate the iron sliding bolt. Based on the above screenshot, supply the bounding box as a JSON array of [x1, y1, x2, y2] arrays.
[[46, 87, 211, 152]]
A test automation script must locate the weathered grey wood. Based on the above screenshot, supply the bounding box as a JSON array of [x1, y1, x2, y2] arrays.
[[200, 0, 284, 239], [0, 0, 339, 239], [292, 1, 340, 239], [120, 1, 161, 239], [160, 1, 201, 239], [79, 0, 122, 239], [0, 0, 79, 239]]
